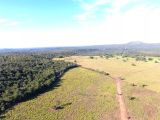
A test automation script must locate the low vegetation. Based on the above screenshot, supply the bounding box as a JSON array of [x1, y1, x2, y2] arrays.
[[2, 68, 119, 120], [62, 56, 160, 92], [58, 55, 160, 119], [123, 82, 160, 119]]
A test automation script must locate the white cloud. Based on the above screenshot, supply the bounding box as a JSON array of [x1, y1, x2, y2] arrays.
[[107, 0, 130, 14], [0, 18, 20, 27], [73, 0, 160, 44], [75, 0, 111, 23], [0, 18, 7, 24], [107, 5, 160, 42], [74, 0, 133, 23], [9, 21, 20, 26]]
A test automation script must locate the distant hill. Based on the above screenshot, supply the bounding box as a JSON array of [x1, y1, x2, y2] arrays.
[[67, 41, 160, 56], [1, 41, 160, 56]]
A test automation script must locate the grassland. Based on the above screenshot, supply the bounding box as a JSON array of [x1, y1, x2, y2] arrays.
[[123, 82, 160, 120], [55, 55, 160, 119], [2, 68, 119, 120], [60, 56, 160, 92]]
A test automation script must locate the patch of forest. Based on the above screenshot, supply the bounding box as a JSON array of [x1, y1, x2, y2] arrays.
[[0, 53, 77, 114]]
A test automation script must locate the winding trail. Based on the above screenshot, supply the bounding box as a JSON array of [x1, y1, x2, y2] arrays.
[[115, 77, 130, 120], [77, 67, 131, 119]]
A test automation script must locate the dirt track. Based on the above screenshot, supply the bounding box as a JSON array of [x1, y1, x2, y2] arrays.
[[79, 67, 130, 119], [115, 77, 130, 120]]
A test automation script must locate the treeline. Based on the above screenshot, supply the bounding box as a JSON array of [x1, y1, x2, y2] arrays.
[[0, 53, 77, 114]]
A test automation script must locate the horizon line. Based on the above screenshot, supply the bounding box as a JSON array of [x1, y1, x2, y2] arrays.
[[0, 41, 160, 49]]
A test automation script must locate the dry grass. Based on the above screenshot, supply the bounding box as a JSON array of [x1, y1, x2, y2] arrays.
[[123, 82, 160, 120], [60, 56, 160, 92], [56, 56, 160, 119]]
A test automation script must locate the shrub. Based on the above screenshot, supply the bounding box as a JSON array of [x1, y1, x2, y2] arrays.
[[58, 56, 64, 58], [155, 60, 159, 63], [131, 63, 136, 66], [148, 58, 153, 61], [136, 56, 147, 62], [90, 56, 94, 59], [129, 96, 136, 100], [123, 60, 127, 62]]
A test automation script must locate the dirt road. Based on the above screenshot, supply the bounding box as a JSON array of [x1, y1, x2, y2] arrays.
[[79, 67, 130, 119], [115, 77, 130, 120]]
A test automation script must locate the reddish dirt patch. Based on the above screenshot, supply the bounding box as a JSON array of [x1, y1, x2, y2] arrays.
[[144, 104, 157, 119], [100, 109, 120, 120], [115, 77, 131, 120]]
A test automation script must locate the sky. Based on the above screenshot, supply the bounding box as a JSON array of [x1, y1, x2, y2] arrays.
[[0, 0, 160, 48]]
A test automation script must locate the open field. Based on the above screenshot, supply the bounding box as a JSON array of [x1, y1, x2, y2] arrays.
[[54, 56, 160, 119], [59, 56, 160, 92], [123, 82, 160, 120], [2, 68, 119, 120]]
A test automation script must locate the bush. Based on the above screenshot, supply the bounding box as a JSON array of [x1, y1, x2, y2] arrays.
[[136, 56, 147, 62], [148, 58, 153, 61], [90, 56, 94, 59], [131, 63, 136, 66], [155, 60, 159, 63], [123, 60, 127, 62], [58, 56, 64, 58]]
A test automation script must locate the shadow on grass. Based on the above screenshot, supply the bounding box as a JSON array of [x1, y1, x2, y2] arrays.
[[129, 96, 136, 100], [52, 102, 72, 110], [0, 115, 5, 119], [142, 84, 148, 88], [0, 67, 77, 119], [0, 77, 62, 119]]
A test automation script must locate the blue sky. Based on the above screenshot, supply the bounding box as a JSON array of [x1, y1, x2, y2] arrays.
[[0, 0, 160, 48], [0, 0, 80, 29]]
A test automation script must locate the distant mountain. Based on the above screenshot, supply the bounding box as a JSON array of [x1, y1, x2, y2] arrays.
[[70, 41, 160, 56], [124, 42, 160, 50], [127, 41, 145, 45], [0, 41, 160, 56]]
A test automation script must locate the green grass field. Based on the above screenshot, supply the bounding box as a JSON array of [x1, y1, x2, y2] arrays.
[[2, 68, 119, 120]]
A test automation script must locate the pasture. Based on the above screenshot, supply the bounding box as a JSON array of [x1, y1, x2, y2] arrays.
[[2, 68, 119, 120], [61, 56, 160, 92], [55, 55, 160, 119]]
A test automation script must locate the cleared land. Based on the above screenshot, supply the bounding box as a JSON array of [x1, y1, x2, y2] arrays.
[[2, 68, 119, 120], [60, 56, 160, 92], [55, 56, 160, 119]]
